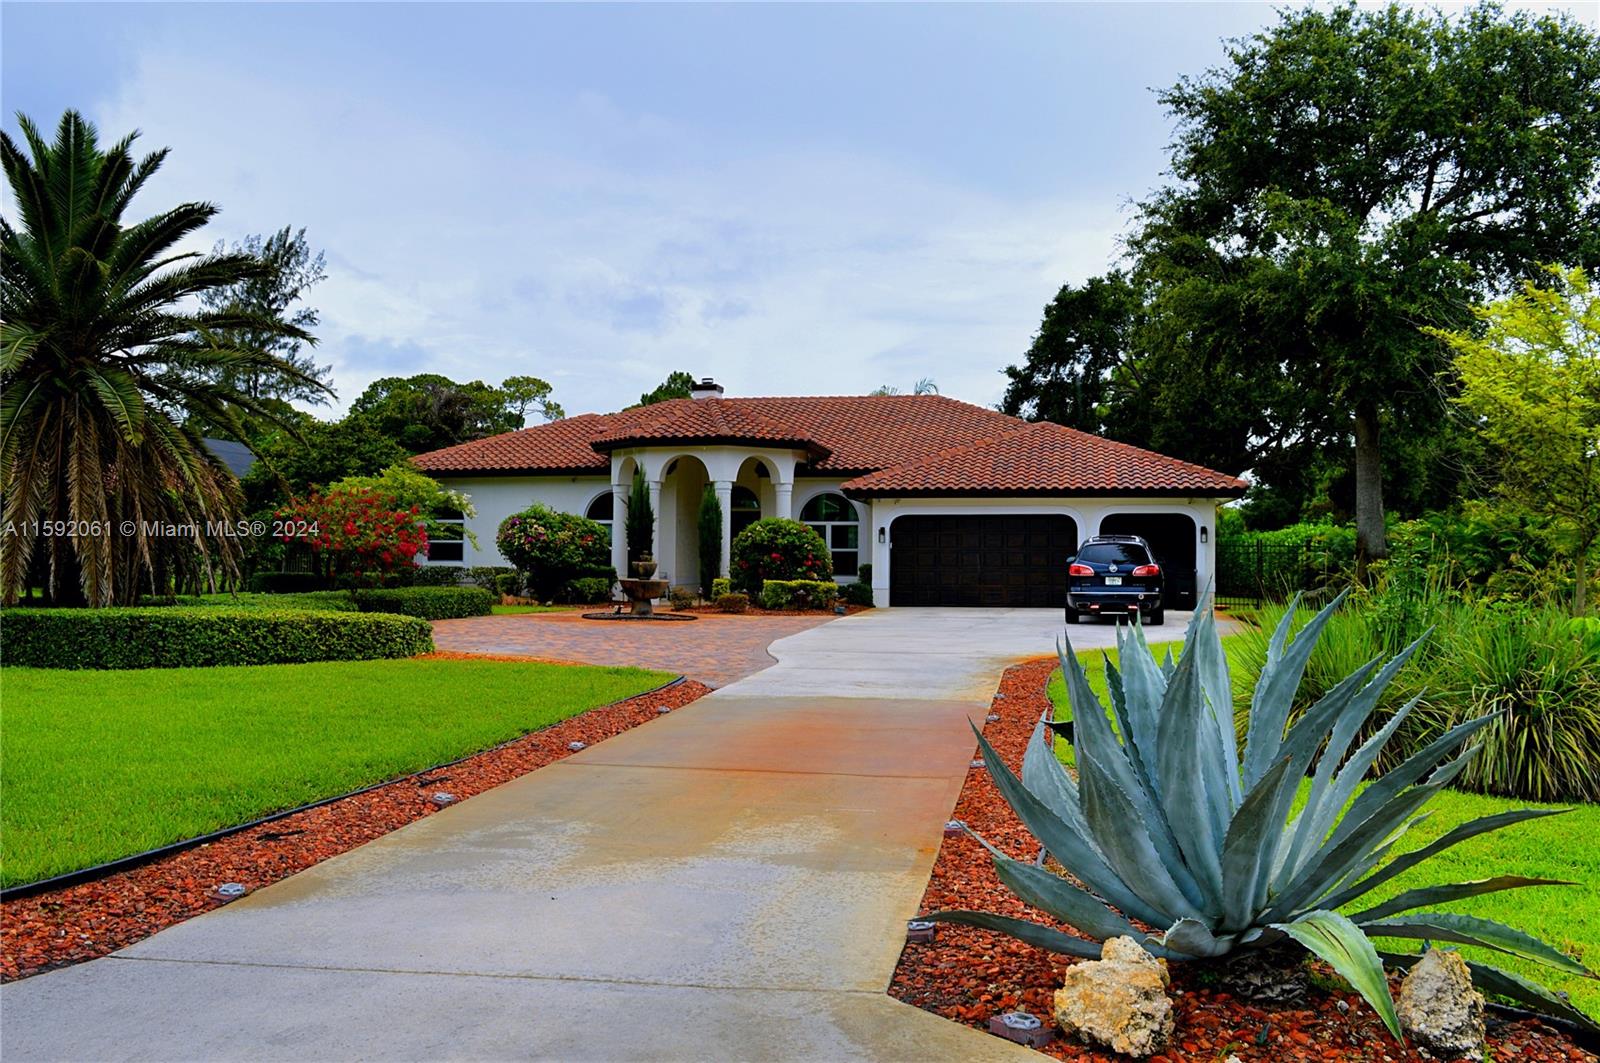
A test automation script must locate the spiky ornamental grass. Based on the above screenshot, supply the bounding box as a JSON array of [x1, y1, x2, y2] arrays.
[[931, 594, 1597, 1040]]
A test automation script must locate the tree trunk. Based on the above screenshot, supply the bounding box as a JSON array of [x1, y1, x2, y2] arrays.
[[1353, 401, 1387, 583]]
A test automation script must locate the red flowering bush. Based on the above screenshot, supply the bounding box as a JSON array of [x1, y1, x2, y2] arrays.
[[729, 518, 832, 595], [277, 488, 428, 587], [496, 504, 612, 601]]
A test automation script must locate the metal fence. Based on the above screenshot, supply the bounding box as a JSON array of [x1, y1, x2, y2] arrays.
[[1215, 540, 1341, 608]]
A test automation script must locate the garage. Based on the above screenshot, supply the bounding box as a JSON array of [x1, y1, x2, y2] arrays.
[[1098, 512, 1198, 609], [889, 515, 1078, 607]]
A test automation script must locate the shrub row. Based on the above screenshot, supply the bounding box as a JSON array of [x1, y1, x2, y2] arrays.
[[758, 579, 840, 610], [715, 592, 749, 613], [1, 608, 433, 669], [350, 586, 494, 620], [841, 581, 874, 607]]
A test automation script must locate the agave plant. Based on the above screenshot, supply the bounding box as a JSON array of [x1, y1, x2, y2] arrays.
[[931, 595, 1596, 1039]]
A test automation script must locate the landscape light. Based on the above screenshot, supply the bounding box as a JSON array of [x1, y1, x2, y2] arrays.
[[988, 1012, 1054, 1047], [429, 792, 457, 807], [567, 740, 587, 751], [905, 920, 936, 944]]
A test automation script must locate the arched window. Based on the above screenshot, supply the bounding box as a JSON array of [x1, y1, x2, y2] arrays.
[[731, 486, 761, 539], [586, 493, 614, 544], [801, 493, 860, 576]]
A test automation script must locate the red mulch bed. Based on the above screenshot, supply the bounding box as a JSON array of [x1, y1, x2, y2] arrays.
[[890, 657, 1595, 1062], [1, 674, 710, 983]]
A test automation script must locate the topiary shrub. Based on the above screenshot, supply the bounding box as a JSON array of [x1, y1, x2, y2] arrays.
[[758, 579, 840, 611], [711, 577, 732, 599], [495, 572, 524, 597], [351, 586, 494, 620], [0, 608, 433, 669], [730, 518, 832, 595], [857, 562, 872, 586], [715, 592, 749, 613], [669, 586, 698, 611], [842, 581, 874, 607], [497, 504, 611, 601]]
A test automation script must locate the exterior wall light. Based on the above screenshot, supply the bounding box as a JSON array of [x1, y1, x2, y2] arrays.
[[877, 527, 886, 544], [1200, 525, 1209, 543]]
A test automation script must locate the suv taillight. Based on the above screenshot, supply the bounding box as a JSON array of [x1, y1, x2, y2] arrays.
[[1069, 563, 1093, 576], [1131, 564, 1160, 577]]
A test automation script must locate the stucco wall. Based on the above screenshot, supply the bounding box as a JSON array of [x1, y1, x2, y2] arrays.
[[430, 475, 612, 568]]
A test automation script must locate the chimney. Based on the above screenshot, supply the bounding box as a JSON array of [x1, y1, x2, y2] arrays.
[[690, 377, 724, 400]]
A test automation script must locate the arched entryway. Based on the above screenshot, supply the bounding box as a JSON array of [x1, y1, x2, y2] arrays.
[[1098, 512, 1198, 609], [660, 454, 711, 589]]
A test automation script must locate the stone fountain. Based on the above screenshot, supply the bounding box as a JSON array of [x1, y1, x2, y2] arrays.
[[584, 554, 693, 621]]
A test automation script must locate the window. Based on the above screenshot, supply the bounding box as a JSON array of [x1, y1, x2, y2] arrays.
[[586, 493, 614, 544], [801, 492, 860, 576], [429, 508, 465, 564], [731, 486, 761, 539]]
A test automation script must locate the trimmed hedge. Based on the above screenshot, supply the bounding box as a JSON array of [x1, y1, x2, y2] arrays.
[[711, 577, 732, 599], [758, 579, 841, 610], [1, 608, 433, 669], [715, 592, 749, 613], [350, 586, 494, 620], [564, 576, 614, 603], [730, 519, 833, 594], [842, 581, 874, 607]]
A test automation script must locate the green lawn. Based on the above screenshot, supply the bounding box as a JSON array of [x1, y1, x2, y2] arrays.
[[1047, 636, 1600, 1018], [0, 658, 672, 887], [491, 603, 577, 615]]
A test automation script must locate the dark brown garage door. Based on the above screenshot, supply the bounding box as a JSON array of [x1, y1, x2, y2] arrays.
[[889, 515, 1078, 607]]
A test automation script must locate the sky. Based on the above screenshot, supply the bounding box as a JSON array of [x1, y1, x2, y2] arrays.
[[4, 2, 1596, 420]]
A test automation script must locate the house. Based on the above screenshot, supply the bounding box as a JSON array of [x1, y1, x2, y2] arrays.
[[410, 379, 1246, 608]]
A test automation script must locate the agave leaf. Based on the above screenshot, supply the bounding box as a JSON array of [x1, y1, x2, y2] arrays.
[[1381, 952, 1600, 1035], [924, 910, 1104, 958], [1113, 620, 1168, 780], [1323, 808, 1571, 911], [1327, 712, 1500, 852], [1162, 917, 1238, 959], [1349, 877, 1575, 924], [1220, 754, 1297, 931], [971, 722, 1166, 926], [1266, 748, 1477, 922], [1059, 638, 1207, 910], [1154, 643, 1226, 910], [1242, 591, 1349, 788], [971, 831, 1143, 945], [1187, 603, 1241, 807], [1021, 722, 1087, 836], [1160, 644, 1176, 681], [1080, 752, 1209, 921], [1274, 909, 1402, 1041], [1319, 692, 1423, 838], [1264, 658, 1382, 887], [1358, 912, 1593, 977], [1280, 636, 1428, 889]]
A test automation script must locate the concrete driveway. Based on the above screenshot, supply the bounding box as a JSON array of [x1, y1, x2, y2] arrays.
[[1, 609, 1208, 1062]]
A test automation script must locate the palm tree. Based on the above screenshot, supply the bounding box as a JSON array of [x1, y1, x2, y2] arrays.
[[1, 111, 329, 605]]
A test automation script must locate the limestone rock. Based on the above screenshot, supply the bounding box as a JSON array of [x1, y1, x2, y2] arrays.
[[1052, 935, 1174, 1058], [1397, 949, 1486, 1059]]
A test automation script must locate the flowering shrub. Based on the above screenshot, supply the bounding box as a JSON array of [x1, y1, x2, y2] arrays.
[[277, 487, 428, 587], [497, 504, 611, 601], [729, 518, 832, 595]]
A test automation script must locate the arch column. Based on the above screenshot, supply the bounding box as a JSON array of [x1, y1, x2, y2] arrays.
[[774, 481, 793, 521], [610, 482, 629, 578], [714, 480, 733, 578]]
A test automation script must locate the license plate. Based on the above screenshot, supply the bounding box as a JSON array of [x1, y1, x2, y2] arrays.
[[1103, 576, 1122, 586]]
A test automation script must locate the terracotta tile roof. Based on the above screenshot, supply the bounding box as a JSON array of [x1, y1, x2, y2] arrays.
[[588, 398, 831, 461], [840, 421, 1248, 497], [410, 394, 1245, 496]]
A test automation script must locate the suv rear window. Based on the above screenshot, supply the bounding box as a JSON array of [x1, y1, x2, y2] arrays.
[[1077, 541, 1152, 566]]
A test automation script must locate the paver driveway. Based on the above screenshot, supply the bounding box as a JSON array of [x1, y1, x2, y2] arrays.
[[1, 609, 1210, 1061], [433, 610, 834, 687]]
